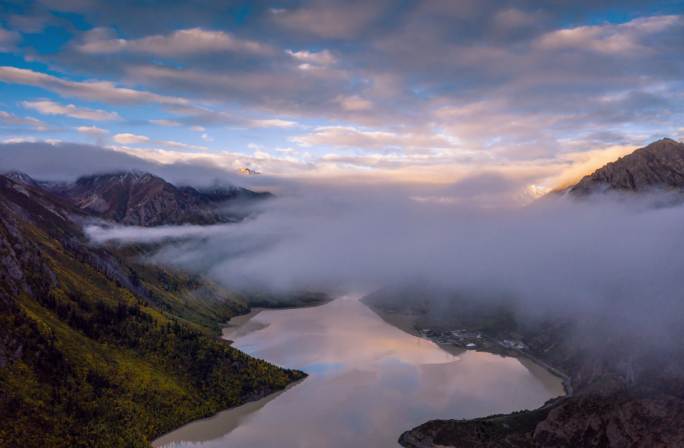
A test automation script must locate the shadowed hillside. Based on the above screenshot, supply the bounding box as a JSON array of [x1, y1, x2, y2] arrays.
[[46, 171, 270, 226], [0, 174, 304, 448]]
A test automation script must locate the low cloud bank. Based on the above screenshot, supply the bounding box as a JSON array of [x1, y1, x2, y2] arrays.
[[87, 185, 684, 348], [0, 141, 279, 190]]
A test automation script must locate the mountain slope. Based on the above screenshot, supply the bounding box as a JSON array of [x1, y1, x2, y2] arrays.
[[49, 171, 269, 226], [384, 286, 684, 447], [0, 174, 304, 448], [569, 138, 684, 194]]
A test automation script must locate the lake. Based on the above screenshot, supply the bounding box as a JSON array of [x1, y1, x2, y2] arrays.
[[153, 294, 564, 447]]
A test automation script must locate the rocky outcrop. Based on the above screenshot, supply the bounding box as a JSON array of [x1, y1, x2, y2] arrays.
[[570, 138, 684, 194], [533, 391, 684, 447]]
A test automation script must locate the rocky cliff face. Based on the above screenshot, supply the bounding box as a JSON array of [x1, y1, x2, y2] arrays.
[[48, 171, 269, 226], [570, 138, 684, 194], [400, 390, 684, 448]]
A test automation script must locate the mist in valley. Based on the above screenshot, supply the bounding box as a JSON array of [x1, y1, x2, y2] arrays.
[[86, 178, 684, 364]]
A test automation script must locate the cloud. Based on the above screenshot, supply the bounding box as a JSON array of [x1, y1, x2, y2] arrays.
[[546, 145, 638, 190], [83, 185, 684, 360], [154, 140, 208, 151], [491, 8, 542, 35], [335, 95, 373, 112], [75, 27, 271, 56], [0, 27, 20, 51], [535, 15, 681, 54], [76, 125, 108, 136], [251, 119, 299, 128], [150, 119, 181, 127], [291, 126, 458, 151], [113, 132, 149, 144], [3, 3, 684, 181], [23, 99, 120, 121], [272, 1, 389, 38], [0, 111, 48, 130], [286, 49, 337, 67], [0, 140, 249, 187], [123, 64, 338, 110], [0, 66, 189, 106], [114, 143, 315, 177]]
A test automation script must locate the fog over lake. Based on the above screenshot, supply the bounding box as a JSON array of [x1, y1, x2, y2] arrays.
[[154, 295, 563, 448]]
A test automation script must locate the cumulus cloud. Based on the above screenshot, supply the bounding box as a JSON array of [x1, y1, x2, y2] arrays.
[[23, 99, 120, 121], [76, 27, 271, 56], [250, 119, 300, 128], [2, 3, 683, 179], [76, 125, 108, 136], [113, 132, 149, 144]]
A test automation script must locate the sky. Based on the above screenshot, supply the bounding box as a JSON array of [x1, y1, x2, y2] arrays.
[[0, 0, 683, 194]]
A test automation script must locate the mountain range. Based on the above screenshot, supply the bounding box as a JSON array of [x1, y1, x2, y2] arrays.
[[4, 170, 270, 227], [0, 171, 302, 448], [2, 138, 684, 448]]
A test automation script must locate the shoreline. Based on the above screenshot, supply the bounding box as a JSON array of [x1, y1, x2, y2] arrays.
[[152, 380, 304, 447], [155, 295, 570, 447], [152, 299, 329, 447], [365, 302, 572, 399], [363, 303, 581, 447]]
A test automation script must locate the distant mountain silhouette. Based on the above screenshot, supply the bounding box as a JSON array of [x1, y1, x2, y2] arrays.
[[37, 170, 270, 226]]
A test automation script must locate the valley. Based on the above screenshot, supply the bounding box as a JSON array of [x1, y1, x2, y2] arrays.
[[2, 3, 684, 445], [153, 295, 565, 448], [2, 138, 684, 447]]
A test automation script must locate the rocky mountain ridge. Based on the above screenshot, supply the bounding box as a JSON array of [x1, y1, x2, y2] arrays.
[[569, 138, 684, 195], [3, 170, 270, 227]]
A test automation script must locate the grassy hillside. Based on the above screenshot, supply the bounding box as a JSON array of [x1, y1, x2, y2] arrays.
[[0, 176, 304, 448], [110, 244, 250, 334]]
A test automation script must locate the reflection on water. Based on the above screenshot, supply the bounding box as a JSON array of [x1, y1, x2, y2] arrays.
[[154, 295, 563, 447]]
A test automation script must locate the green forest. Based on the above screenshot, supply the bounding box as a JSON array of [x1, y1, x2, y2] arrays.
[[0, 181, 304, 448]]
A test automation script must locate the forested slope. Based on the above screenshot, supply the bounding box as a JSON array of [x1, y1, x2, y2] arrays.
[[0, 175, 304, 448]]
